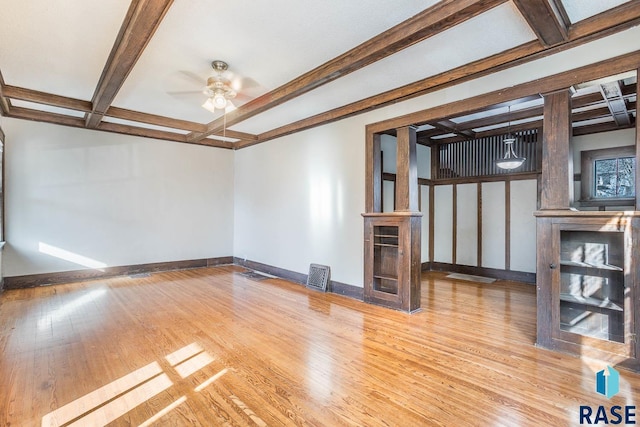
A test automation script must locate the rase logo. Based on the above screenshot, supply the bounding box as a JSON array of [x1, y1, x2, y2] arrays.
[[579, 366, 636, 425], [596, 366, 620, 399]]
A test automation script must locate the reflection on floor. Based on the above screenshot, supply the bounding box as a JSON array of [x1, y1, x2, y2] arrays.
[[1, 265, 639, 426]]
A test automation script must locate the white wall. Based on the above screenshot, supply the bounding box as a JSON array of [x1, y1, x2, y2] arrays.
[[433, 185, 453, 263], [233, 119, 365, 287], [510, 179, 537, 273], [481, 182, 506, 270], [456, 183, 477, 267], [4, 118, 234, 276]]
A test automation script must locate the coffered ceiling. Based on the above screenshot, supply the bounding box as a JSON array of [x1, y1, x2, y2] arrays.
[[0, 0, 637, 149]]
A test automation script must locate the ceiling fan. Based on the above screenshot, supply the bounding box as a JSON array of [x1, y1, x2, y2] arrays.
[[199, 60, 261, 114]]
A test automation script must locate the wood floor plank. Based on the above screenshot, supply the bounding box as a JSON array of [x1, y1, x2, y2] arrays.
[[1, 265, 639, 426]]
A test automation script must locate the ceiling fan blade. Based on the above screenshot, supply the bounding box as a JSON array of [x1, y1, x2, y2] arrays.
[[231, 76, 260, 92], [168, 90, 202, 96], [234, 92, 254, 103], [177, 70, 205, 85]]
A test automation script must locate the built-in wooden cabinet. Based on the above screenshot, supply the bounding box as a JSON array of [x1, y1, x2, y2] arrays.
[[535, 211, 640, 370], [362, 212, 421, 312]]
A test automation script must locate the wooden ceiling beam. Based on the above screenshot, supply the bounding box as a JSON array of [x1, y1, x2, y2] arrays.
[[96, 122, 233, 149], [0, 69, 11, 115], [85, 0, 174, 128], [7, 106, 87, 128], [248, 3, 640, 147], [1, 84, 256, 140], [368, 48, 640, 134], [105, 106, 207, 133], [188, 0, 508, 142], [436, 91, 614, 135], [572, 118, 635, 137], [428, 119, 476, 138], [434, 101, 635, 144], [3, 85, 91, 112], [512, 0, 568, 46], [6, 106, 234, 149], [599, 81, 632, 126]]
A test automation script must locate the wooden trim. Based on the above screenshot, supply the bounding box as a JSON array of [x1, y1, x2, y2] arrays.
[[8, 106, 86, 128], [433, 171, 539, 185], [3, 85, 92, 112], [233, 258, 363, 300], [0, 69, 10, 115], [429, 185, 435, 263], [365, 130, 382, 213], [395, 126, 418, 211], [512, 0, 568, 46], [505, 179, 511, 270], [1, 85, 257, 142], [85, 0, 174, 128], [3, 257, 234, 289], [429, 262, 536, 284], [452, 184, 458, 265], [188, 0, 508, 142], [5, 106, 234, 149], [106, 106, 206, 133], [477, 183, 483, 267], [368, 49, 640, 134], [540, 89, 572, 209], [578, 199, 634, 208]]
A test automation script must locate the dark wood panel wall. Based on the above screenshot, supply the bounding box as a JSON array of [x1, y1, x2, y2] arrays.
[[636, 67, 640, 211]]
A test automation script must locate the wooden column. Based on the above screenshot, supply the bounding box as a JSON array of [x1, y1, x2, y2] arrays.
[[540, 89, 573, 209], [395, 126, 418, 212], [365, 128, 382, 213], [636, 68, 640, 211]]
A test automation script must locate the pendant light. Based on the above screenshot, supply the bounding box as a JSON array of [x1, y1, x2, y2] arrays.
[[496, 105, 526, 170]]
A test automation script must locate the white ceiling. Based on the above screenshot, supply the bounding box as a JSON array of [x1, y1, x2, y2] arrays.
[[0, 0, 635, 142]]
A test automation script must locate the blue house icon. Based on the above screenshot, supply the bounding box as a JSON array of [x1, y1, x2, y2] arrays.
[[596, 366, 620, 399]]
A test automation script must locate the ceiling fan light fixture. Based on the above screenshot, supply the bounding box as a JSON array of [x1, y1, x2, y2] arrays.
[[213, 93, 227, 109]]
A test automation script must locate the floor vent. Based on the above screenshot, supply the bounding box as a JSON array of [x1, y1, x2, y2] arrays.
[[306, 264, 330, 292], [237, 271, 271, 281], [129, 273, 151, 278]]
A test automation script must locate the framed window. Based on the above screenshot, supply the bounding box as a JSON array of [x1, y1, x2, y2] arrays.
[[580, 146, 635, 205]]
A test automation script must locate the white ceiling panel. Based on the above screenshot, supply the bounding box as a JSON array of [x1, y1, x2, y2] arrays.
[[0, 0, 130, 100], [561, 0, 630, 23], [113, 0, 437, 122], [230, 2, 537, 134]]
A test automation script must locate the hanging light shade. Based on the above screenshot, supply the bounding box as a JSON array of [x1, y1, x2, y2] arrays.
[[496, 137, 526, 169], [496, 106, 526, 170]]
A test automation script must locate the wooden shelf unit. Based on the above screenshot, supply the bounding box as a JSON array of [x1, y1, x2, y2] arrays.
[[535, 210, 640, 370], [363, 212, 421, 312]]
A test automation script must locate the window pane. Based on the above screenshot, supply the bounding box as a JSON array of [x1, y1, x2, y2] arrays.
[[594, 159, 617, 198], [616, 157, 635, 197]]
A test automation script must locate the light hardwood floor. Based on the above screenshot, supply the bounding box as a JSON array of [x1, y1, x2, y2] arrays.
[[1, 265, 638, 426]]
